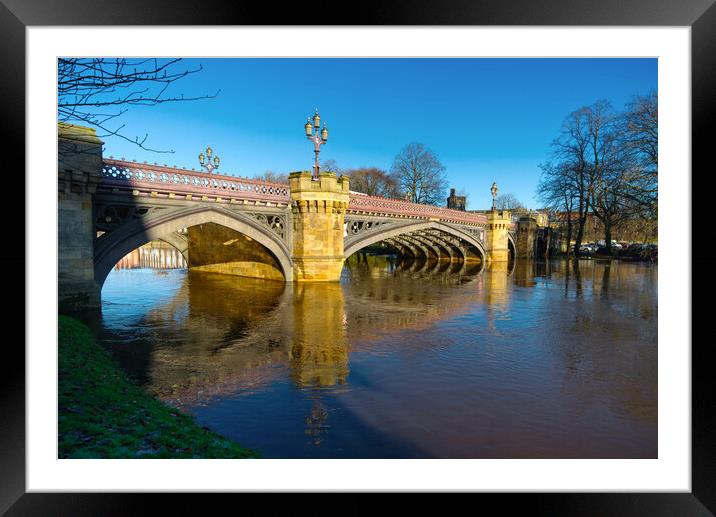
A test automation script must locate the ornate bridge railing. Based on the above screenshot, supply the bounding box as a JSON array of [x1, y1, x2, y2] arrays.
[[100, 159, 491, 226], [347, 194, 488, 226], [100, 159, 291, 204]]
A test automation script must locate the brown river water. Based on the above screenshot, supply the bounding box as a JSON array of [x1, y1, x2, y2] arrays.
[[91, 253, 657, 458]]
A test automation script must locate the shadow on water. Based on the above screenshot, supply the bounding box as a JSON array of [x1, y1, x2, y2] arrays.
[[193, 380, 436, 459], [93, 254, 657, 458], [90, 269, 288, 392]]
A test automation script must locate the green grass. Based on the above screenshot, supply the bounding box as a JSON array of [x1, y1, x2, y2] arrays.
[[58, 315, 258, 458]]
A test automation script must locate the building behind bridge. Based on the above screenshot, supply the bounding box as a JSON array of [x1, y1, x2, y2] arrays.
[[445, 187, 550, 227], [446, 188, 467, 211]]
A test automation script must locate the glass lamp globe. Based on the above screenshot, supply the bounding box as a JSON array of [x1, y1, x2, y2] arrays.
[[313, 110, 321, 128]]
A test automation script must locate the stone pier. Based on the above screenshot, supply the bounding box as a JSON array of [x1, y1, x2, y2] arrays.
[[516, 216, 538, 259], [289, 171, 350, 282], [485, 209, 512, 263]]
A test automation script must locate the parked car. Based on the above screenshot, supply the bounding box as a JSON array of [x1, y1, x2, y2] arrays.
[[577, 244, 596, 256]]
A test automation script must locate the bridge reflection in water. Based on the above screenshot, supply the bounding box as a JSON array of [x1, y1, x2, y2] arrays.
[[114, 241, 187, 270], [94, 254, 657, 459]]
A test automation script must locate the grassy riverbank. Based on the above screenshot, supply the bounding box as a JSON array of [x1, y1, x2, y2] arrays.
[[58, 315, 257, 458]]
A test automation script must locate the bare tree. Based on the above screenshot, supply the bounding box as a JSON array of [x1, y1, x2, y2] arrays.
[[58, 58, 216, 153], [346, 167, 400, 198], [537, 161, 578, 255], [253, 170, 288, 184], [389, 143, 448, 205], [584, 100, 639, 254], [551, 106, 594, 254], [321, 159, 342, 174], [621, 92, 658, 216], [538, 95, 658, 253], [494, 193, 525, 210]]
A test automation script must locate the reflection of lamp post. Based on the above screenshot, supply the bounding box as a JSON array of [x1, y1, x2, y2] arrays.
[[304, 108, 329, 180], [198, 146, 220, 174], [490, 181, 499, 210]]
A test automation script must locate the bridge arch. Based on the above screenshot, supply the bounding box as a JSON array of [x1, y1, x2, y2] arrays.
[[507, 232, 516, 254], [157, 231, 189, 263], [94, 206, 294, 286], [343, 220, 486, 263], [383, 238, 418, 260]]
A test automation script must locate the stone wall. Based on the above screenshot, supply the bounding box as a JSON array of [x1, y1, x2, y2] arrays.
[[58, 124, 103, 312]]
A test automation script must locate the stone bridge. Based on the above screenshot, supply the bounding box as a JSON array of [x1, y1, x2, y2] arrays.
[[58, 124, 518, 311]]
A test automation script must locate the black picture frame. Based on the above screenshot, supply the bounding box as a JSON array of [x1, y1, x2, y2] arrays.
[[2, 0, 713, 514]]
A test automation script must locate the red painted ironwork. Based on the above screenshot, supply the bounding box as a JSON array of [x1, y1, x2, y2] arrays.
[[347, 194, 488, 226], [100, 159, 290, 203], [100, 159, 489, 225]]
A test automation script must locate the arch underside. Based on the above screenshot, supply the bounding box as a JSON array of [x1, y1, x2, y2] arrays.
[[157, 231, 189, 263], [506, 232, 517, 275], [353, 239, 482, 277], [344, 220, 486, 269], [94, 205, 294, 286]]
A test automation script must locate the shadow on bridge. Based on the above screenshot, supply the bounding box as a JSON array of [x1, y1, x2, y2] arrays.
[[94, 204, 294, 288]]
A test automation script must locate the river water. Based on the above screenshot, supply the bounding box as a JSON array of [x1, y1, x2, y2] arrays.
[[93, 254, 657, 458]]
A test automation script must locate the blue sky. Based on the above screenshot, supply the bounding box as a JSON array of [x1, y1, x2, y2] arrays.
[[91, 58, 657, 209]]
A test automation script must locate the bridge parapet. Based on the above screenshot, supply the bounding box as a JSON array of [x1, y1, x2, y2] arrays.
[[347, 194, 488, 226], [100, 158, 291, 205], [100, 159, 491, 227]]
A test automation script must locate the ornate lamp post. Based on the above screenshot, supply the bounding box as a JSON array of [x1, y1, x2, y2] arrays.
[[304, 108, 329, 180], [198, 146, 220, 174], [491, 181, 499, 210]]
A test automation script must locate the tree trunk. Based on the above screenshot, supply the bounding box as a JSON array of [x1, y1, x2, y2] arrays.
[[574, 214, 586, 254], [574, 191, 590, 254], [604, 220, 613, 254]]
